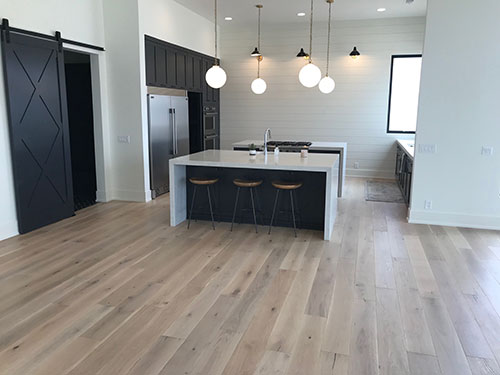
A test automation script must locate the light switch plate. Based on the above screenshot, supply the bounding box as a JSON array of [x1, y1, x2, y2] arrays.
[[482, 146, 494, 156], [418, 144, 437, 154], [118, 136, 131, 144], [424, 200, 433, 210]]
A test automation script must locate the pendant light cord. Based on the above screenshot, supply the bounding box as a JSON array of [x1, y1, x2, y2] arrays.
[[326, 1, 332, 76], [258, 6, 261, 51], [214, 0, 218, 64], [257, 5, 261, 78], [308, 0, 314, 61]]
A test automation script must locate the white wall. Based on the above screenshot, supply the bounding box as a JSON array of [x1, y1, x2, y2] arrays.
[[410, 0, 500, 229], [138, 0, 215, 57], [102, 0, 148, 201], [101, 0, 215, 202], [0, 0, 106, 240], [219, 17, 425, 178]]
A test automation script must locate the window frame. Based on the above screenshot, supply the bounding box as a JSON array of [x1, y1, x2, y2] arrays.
[[386, 54, 423, 134]]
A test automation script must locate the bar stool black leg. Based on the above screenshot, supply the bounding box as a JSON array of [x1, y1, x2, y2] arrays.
[[230, 187, 240, 232], [207, 186, 216, 230], [289, 190, 297, 238], [250, 187, 258, 233], [254, 188, 265, 226], [292, 190, 302, 229], [268, 189, 280, 235], [187, 185, 197, 229]]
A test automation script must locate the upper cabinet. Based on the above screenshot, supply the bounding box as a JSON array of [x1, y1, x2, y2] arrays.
[[145, 36, 218, 96]]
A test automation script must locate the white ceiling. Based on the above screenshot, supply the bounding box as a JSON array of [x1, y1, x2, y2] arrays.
[[174, 0, 427, 24]]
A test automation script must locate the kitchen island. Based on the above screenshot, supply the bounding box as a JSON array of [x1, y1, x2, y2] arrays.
[[169, 150, 339, 240], [232, 140, 347, 197]]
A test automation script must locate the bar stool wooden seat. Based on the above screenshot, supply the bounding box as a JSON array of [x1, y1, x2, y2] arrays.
[[188, 177, 219, 230], [269, 181, 303, 237], [231, 179, 263, 233], [271, 181, 303, 190]]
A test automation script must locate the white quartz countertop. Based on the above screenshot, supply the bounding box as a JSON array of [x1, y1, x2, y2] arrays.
[[170, 150, 339, 172], [232, 140, 347, 150], [397, 139, 415, 159]]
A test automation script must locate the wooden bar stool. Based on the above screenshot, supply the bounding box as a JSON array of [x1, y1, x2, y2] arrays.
[[231, 179, 263, 233], [268, 181, 303, 237], [188, 177, 219, 230]]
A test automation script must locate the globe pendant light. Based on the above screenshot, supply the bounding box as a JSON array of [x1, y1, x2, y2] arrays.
[[206, 0, 227, 89], [319, 0, 336, 94], [251, 5, 267, 95], [299, 0, 321, 88]]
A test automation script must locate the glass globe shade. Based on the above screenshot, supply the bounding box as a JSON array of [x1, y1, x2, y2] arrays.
[[205, 65, 227, 89], [319, 76, 336, 94], [299, 63, 321, 88], [251, 78, 267, 95]]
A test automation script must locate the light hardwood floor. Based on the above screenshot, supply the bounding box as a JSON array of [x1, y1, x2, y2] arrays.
[[0, 178, 499, 375]]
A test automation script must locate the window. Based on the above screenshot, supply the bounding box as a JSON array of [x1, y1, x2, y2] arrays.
[[387, 55, 422, 134]]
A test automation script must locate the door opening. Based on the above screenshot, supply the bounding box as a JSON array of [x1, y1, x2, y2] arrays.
[[64, 50, 97, 211]]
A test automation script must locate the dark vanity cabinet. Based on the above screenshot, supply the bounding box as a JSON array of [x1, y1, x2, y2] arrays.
[[395, 144, 413, 206], [145, 36, 220, 150]]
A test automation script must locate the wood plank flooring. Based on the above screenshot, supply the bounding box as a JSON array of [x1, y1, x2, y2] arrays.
[[0, 177, 499, 375]]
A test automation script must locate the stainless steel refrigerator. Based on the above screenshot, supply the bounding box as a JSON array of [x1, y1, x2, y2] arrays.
[[148, 93, 189, 198]]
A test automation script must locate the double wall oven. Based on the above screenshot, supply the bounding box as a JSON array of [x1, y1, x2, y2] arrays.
[[203, 105, 219, 150]]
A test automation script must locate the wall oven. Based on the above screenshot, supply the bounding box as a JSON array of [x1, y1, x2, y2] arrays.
[[203, 106, 218, 136], [204, 135, 218, 150]]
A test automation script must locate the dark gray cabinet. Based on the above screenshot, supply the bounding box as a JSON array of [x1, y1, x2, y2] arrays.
[[145, 36, 219, 96], [193, 56, 202, 92], [145, 35, 221, 150], [395, 144, 413, 206], [145, 41, 155, 86], [155, 45, 167, 87], [175, 52, 186, 88]]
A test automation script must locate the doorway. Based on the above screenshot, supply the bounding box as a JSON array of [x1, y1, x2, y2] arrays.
[[64, 50, 97, 211]]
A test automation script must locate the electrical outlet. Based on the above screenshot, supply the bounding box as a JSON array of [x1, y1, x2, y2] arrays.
[[118, 135, 131, 144], [424, 200, 433, 210], [354, 162, 360, 169], [418, 144, 437, 154], [482, 146, 494, 156]]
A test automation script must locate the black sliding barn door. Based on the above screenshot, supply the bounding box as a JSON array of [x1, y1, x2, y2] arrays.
[[1, 31, 74, 233]]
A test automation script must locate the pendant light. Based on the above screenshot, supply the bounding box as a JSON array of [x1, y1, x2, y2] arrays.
[[296, 48, 310, 59], [349, 46, 361, 59], [251, 5, 267, 95], [319, 0, 336, 94], [299, 0, 322, 88], [250, 7, 262, 59], [205, 0, 227, 89]]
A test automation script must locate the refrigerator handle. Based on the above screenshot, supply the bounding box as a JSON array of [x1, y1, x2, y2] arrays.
[[173, 108, 178, 155], [170, 108, 175, 155]]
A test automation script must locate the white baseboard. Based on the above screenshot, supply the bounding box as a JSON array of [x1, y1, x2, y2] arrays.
[[0, 219, 18, 241], [409, 209, 500, 230], [96, 190, 110, 203], [346, 168, 395, 180], [110, 189, 152, 203]]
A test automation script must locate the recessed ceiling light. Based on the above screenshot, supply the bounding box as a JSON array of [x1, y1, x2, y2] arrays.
[[377, 8, 387, 12], [297, 12, 306, 17], [225, 16, 233, 21]]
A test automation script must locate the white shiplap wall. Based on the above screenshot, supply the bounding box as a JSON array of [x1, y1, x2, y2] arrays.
[[219, 17, 425, 178]]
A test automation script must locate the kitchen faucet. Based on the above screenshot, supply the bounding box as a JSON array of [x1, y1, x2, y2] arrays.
[[264, 128, 272, 156]]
